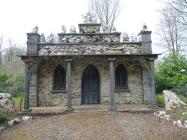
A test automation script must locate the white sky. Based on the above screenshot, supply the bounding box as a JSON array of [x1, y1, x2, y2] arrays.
[[0, 0, 166, 54]]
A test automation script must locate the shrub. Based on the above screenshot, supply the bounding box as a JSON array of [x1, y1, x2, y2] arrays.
[[0, 72, 10, 92], [0, 108, 11, 122], [0, 71, 24, 97], [156, 54, 187, 92], [171, 84, 187, 103]]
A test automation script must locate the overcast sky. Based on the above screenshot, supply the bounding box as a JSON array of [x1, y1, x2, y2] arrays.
[[0, 0, 166, 53]]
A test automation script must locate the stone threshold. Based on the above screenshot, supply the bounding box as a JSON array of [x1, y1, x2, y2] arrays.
[[18, 104, 162, 116]]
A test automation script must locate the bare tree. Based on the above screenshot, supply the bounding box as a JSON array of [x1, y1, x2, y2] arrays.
[[169, 0, 187, 26], [2, 40, 25, 76], [89, 0, 121, 33], [0, 36, 3, 66], [158, 3, 186, 55], [82, 12, 97, 23]]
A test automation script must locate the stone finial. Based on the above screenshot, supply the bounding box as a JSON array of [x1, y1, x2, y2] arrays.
[[39, 33, 46, 43], [69, 26, 76, 33], [83, 12, 97, 23], [32, 26, 39, 33], [142, 23, 148, 31], [47, 33, 54, 43], [122, 32, 129, 42], [130, 34, 137, 42], [112, 27, 117, 32], [61, 25, 66, 33]]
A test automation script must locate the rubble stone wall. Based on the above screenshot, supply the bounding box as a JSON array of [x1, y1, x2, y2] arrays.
[[58, 33, 121, 43], [38, 43, 143, 56], [37, 57, 144, 106]]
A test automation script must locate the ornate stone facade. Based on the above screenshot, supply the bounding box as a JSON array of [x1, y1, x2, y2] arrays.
[[36, 57, 147, 106], [20, 23, 158, 111], [38, 43, 143, 56]]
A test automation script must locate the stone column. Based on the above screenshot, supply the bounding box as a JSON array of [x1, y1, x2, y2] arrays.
[[108, 58, 116, 111], [24, 59, 30, 112], [65, 58, 73, 111], [150, 60, 156, 104]]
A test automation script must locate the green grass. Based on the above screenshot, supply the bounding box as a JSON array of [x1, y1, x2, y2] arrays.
[[156, 94, 165, 103], [12, 96, 23, 111], [156, 94, 165, 107]]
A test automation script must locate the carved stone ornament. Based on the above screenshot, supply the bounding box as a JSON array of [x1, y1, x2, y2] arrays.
[[40, 33, 46, 43], [69, 26, 76, 33], [47, 33, 54, 43], [122, 32, 129, 42], [61, 25, 66, 33], [83, 12, 97, 23], [142, 24, 148, 31], [130, 34, 137, 42], [32, 26, 39, 33]]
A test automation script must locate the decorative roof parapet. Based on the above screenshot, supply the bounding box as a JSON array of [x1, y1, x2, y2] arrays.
[[38, 43, 143, 56], [26, 23, 153, 56], [58, 32, 121, 43]]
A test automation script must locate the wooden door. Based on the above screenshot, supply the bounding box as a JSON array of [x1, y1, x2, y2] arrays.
[[82, 65, 100, 104]]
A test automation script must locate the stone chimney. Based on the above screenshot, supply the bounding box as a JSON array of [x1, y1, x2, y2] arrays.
[[27, 26, 40, 55], [138, 24, 152, 54]]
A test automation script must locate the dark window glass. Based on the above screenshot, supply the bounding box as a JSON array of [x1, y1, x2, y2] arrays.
[[53, 65, 66, 90], [115, 64, 127, 89]]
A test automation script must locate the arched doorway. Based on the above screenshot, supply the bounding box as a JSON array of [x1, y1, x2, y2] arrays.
[[81, 65, 100, 104]]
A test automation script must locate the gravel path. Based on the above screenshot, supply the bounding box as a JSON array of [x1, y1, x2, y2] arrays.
[[0, 112, 187, 140]]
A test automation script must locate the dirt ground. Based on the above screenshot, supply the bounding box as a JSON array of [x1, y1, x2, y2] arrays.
[[0, 112, 187, 140]]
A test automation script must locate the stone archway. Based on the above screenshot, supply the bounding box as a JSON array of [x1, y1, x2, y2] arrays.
[[81, 65, 100, 104]]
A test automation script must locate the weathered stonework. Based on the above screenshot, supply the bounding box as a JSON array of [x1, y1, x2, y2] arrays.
[[38, 43, 143, 56], [37, 57, 145, 106], [21, 23, 158, 110], [78, 23, 101, 33], [58, 33, 121, 44]]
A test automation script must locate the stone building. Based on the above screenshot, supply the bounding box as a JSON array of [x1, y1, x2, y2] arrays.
[[20, 23, 158, 111]]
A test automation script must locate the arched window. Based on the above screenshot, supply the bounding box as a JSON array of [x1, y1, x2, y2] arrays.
[[115, 64, 128, 89], [53, 65, 66, 90]]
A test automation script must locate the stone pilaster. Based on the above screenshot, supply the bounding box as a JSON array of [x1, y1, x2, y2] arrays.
[[65, 58, 73, 111], [29, 63, 38, 107], [150, 59, 156, 104], [24, 59, 30, 112], [108, 57, 116, 111]]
